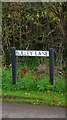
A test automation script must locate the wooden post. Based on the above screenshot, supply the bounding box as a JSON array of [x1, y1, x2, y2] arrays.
[[49, 48, 54, 85], [12, 47, 16, 84]]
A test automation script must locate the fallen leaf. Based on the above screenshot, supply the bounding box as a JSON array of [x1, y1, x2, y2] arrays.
[[4, 94, 6, 96], [61, 93, 63, 96], [58, 102, 61, 105], [42, 94, 44, 96], [47, 91, 50, 93], [52, 102, 55, 105], [54, 96, 58, 98]]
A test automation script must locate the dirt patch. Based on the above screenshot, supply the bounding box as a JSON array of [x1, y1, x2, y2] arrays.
[[34, 64, 65, 77]]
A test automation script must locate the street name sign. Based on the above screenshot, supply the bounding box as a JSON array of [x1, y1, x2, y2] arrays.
[[15, 50, 49, 57], [12, 47, 54, 85]]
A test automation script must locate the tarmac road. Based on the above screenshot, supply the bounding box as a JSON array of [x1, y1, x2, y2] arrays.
[[2, 103, 66, 118]]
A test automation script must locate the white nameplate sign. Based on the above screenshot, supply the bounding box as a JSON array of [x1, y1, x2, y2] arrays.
[[15, 50, 49, 57]]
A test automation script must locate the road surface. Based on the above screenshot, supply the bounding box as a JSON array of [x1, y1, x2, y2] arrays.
[[2, 103, 66, 118]]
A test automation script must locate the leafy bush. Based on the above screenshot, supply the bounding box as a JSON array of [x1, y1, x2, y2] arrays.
[[2, 2, 66, 66]]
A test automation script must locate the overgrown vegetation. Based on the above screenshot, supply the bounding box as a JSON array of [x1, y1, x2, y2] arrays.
[[2, 67, 65, 92], [2, 2, 67, 68], [2, 67, 66, 107]]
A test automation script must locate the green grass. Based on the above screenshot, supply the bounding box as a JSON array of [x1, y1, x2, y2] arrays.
[[2, 67, 66, 107], [3, 90, 65, 107]]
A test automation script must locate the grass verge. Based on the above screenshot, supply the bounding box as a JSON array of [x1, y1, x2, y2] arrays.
[[2, 67, 66, 107], [2, 90, 66, 107]]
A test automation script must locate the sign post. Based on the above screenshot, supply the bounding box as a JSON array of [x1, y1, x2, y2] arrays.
[[49, 48, 54, 85], [12, 47, 16, 84], [11, 47, 54, 85]]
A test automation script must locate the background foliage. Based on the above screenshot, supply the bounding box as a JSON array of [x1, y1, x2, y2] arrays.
[[2, 2, 67, 67]]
